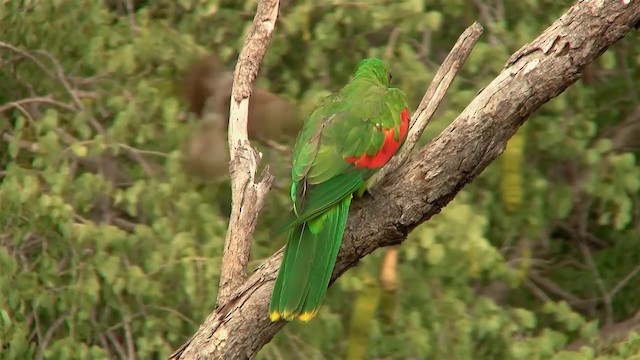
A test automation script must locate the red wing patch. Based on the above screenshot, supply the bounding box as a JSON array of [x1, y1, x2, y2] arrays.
[[345, 107, 410, 169]]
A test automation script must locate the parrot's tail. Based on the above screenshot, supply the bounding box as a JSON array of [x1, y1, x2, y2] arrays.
[[269, 196, 352, 322]]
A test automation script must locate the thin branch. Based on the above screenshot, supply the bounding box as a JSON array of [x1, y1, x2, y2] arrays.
[[0, 96, 75, 114], [370, 22, 483, 190], [383, 27, 401, 61], [124, 314, 136, 360], [523, 279, 552, 303], [33, 50, 86, 112], [105, 329, 128, 360], [1, 132, 39, 152], [610, 263, 640, 298], [0, 41, 58, 80], [529, 271, 584, 305], [578, 240, 613, 326], [35, 314, 67, 360], [124, 0, 140, 35]]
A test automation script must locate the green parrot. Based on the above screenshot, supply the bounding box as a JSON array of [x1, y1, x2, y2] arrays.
[[269, 58, 410, 322]]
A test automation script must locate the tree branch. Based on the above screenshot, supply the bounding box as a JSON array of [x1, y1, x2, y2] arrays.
[[217, 0, 278, 305], [171, 1, 640, 358]]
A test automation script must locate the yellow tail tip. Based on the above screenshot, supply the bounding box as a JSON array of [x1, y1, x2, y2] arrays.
[[270, 309, 319, 322], [297, 311, 317, 322], [269, 312, 281, 322]]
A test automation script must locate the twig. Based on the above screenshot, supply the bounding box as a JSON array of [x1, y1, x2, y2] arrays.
[[33, 50, 85, 112], [0, 41, 57, 80], [116, 143, 169, 158], [33, 49, 105, 134], [578, 240, 613, 326], [105, 329, 129, 360], [0, 96, 75, 114], [1, 132, 39, 152], [523, 279, 552, 303], [216, 0, 278, 306], [609, 263, 640, 299], [370, 22, 483, 191], [383, 28, 401, 60], [529, 271, 584, 305], [1, 101, 36, 125], [261, 138, 291, 153], [124, 314, 136, 360], [124, 0, 140, 35], [35, 314, 67, 360]]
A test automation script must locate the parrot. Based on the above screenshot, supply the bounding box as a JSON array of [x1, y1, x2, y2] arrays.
[[269, 58, 410, 322]]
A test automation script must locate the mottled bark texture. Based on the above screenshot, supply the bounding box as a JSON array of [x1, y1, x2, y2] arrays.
[[171, 1, 640, 359]]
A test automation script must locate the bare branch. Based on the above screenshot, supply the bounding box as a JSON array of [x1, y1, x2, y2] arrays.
[[171, 1, 640, 359], [371, 22, 483, 190], [610, 263, 640, 298], [0, 96, 75, 114], [170, 1, 279, 358], [217, 0, 278, 306], [529, 271, 584, 305], [579, 240, 613, 325]]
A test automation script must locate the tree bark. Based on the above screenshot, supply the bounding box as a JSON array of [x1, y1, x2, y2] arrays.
[[170, 1, 640, 359]]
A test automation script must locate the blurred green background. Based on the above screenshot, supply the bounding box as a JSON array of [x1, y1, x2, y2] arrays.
[[1, 0, 640, 359]]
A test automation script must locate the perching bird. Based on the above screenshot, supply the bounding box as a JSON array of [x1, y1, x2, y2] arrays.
[[269, 58, 410, 322]]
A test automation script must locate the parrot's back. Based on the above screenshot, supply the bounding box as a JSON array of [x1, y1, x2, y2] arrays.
[[269, 58, 410, 322]]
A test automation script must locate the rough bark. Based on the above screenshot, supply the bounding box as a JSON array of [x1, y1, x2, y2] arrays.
[[171, 1, 640, 359]]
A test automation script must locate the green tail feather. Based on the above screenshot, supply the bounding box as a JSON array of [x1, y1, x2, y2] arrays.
[[269, 196, 352, 322]]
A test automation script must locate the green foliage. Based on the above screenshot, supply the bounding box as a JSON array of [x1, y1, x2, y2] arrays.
[[2, 0, 640, 359]]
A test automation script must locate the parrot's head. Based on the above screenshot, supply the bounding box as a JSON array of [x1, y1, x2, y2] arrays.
[[353, 57, 392, 87]]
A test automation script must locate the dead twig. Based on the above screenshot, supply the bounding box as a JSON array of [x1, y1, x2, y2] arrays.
[[35, 314, 67, 360], [370, 22, 483, 190], [0, 41, 57, 80], [1, 132, 39, 152], [0, 96, 75, 114], [578, 240, 613, 326], [529, 271, 584, 305], [124, 314, 136, 360], [610, 263, 640, 298], [33, 50, 86, 112]]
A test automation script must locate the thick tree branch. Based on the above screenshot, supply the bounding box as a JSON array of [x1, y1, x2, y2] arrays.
[[217, 0, 278, 305], [171, 1, 640, 358]]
